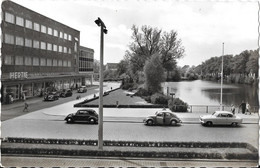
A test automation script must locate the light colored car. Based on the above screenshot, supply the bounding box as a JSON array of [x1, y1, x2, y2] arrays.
[[200, 111, 242, 126], [143, 110, 182, 126]]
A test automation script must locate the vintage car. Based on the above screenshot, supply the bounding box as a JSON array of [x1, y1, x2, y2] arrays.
[[200, 111, 242, 126], [143, 110, 182, 126], [43, 92, 59, 101], [65, 109, 98, 124], [77, 86, 87, 93], [60, 89, 73, 97]]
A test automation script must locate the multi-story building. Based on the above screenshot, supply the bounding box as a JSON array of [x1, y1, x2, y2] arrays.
[[1, 1, 94, 103], [79, 46, 94, 85]]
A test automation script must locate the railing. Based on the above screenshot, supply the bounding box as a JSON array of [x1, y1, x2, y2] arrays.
[[188, 105, 259, 113]]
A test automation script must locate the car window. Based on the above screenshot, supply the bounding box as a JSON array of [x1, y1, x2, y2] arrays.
[[227, 114, 233, 117], [78, 111, 88, 115], [220, 114, 228, 117], [165, 113, 171, 117], [157, 112, 163, 116]]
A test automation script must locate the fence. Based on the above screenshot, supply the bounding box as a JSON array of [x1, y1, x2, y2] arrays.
[[187, 105, 259, 113]]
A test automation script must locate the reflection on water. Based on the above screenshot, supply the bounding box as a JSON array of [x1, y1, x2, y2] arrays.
[[163, 80, 258, 107]]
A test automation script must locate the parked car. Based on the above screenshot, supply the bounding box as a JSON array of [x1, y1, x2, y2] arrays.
[[143, 109, 182, 126], [44, 92, 59, 101], [65, 109, 98, 124], [60, 89, 73, 97], [200, 111, 242, 126], [77, 86, 87, 93]]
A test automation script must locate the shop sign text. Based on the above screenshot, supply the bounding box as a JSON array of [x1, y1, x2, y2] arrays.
[[9, 72, 28, 79]]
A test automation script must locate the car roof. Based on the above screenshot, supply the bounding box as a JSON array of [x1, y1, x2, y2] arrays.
[[215, 111, 233, 115]]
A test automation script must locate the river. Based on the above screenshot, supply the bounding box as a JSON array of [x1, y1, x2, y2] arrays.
[[163, 80, 258, 108]]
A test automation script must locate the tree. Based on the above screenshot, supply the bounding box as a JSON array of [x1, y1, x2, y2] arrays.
[[144, 53, 165, 93], [126, 25, 184, 83]]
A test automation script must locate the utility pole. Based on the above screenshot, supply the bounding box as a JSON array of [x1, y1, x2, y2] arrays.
[[95, 17, 107, 150], [220, 42, 224, 110]]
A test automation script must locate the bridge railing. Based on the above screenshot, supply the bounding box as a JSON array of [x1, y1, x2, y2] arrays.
[[187, 105, 259, 113]]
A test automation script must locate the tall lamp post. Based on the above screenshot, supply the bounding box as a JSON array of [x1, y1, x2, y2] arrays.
[[95, 17, 107, 150], [220, 42, 224, 111]]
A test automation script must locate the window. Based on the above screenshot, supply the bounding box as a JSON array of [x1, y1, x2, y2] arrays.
[[15, 56, 23, 65], [33, 40, 39, 48], [4, 55, 12, 65], [53, 44, 57, 51], [68, 48, 71, 54], [53, 29, 58, 37], [16, 16, 24, 27], [63, 60, 68, 67], [53, 59, 57, 66], [33, 57, 39, 66], [74, 42, 77, 52], [40, 42, 46, 50], [68, 60, 71, 67], [63, 47, 67, 53], [64, 33, 67, 40], [58, 46, 63, 53], [5, 34, 14, 44], [25, 38, 32, 47], [47, 59, 52, 66], [15, 36, 24, 46], [68, 35, 72, 41], [40, 58, 46, 66], [47, 43, 52, 51], [59, 32, 63, 38], [25, 56, 32, 66], [47, 27, 52, 35], [41, 25, 46, 33], [58, 60, 63, 66], [5, 12, 14, 23], [34, 22, 40, 31], [25, 20, 32, 29]]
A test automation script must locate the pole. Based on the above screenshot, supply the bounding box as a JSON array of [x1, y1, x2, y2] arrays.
[[98, 24, 104, 150], [220, 42, 224, 110]]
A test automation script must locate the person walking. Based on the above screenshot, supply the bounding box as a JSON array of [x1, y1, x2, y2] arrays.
[[246, 102, 251, 115], [239, 100, 246, 114], [23, 102, 29, 112], [231, 104, 235, 114]]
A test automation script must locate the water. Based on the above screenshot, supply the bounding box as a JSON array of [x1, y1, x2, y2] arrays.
[[163, 80, 258, 107]]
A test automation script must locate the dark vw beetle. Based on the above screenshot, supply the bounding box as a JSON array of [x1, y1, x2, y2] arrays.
[[65, 109, 98, 124], [44, 92, 59, 101], [60, 89, 73, 97], [143, 109, 182, 126]]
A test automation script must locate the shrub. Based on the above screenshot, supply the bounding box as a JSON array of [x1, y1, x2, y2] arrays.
[[121, 83, 134, 90], [134, 87, 152, 97], [168, 98, 188, 112], [150, 93, 169, 105]]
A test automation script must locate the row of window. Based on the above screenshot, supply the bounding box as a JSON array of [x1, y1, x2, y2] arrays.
[[4, 34, 73, 54], [5, 12, 73, 41], [79, 60, 94, 69], [4, 55, 72, 67]]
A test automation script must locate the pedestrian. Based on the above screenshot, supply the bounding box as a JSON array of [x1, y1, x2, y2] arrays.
[[23, 102, 29, 112], [239, 100, 246, 114], [246, 102, 251, 115], [231, 104, 235, 114]]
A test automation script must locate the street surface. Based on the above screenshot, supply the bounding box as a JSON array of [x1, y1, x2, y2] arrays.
[[2, 156, 258, 167]]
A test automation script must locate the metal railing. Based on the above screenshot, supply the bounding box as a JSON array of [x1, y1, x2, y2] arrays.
[[187, 105, 259, 113]]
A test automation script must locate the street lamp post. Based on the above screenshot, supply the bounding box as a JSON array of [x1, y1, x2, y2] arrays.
[[95, 17, 107, 150]]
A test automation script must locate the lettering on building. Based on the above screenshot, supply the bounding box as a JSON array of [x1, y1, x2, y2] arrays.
[[9, 72, 28, 79]]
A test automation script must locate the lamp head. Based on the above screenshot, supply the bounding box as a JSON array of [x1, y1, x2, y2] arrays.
[[95, 17, 101, 26], [103, 28, 108, 34]]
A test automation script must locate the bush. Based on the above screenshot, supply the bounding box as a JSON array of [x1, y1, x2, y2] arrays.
[[121, 83, 134, 90], [168, 98, 188, 112], [134, 87, 152, 97], [150, 93, 169, 105]]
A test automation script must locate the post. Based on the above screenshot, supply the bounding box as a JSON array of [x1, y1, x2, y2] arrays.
[[98, 24, 104, 150], [220, 42, 224, 110], [95, 17, 107, 150]]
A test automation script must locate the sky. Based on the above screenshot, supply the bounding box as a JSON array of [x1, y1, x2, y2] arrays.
[[12, 0, 259, 67]]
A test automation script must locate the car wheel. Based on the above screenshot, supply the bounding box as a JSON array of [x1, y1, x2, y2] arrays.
[[231, 122, 238, 126], [67, 118, 73, 123], [147, 120, 153, 126], [170, 120, 177, 126], [89, 118, 96, 124], [206, 121, 213, 126]]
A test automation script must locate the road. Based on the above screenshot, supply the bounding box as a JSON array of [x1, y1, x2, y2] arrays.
[[2, 156, 258, 167]]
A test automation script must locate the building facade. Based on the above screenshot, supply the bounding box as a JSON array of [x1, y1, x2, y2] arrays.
[[79, 46, 94, 85], [1, 1, 93, 103]]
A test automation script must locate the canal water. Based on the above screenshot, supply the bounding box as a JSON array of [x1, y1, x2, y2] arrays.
[[163, 80, 258, 108]]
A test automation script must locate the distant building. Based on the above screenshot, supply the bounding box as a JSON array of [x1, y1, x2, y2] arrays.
[[105, 63, 118, 71], [79, 46, 94, 85], [1, 1, 94, 103]]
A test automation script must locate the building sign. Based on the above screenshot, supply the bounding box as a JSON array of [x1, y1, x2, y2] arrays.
[[9, 72, 28, 79]]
